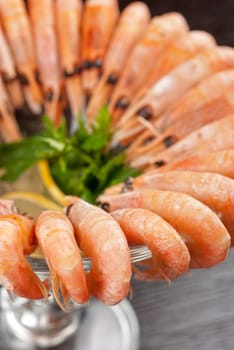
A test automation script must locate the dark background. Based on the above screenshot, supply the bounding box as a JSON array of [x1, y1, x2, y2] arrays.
[[119, 0, 234, 46]]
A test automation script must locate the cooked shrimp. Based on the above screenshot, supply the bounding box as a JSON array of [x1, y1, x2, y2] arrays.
[[28, 0, 62, 126], [134, 30, 216, 102], [0, 0, 42, 114], [160, 149, 234, 179], [111, 208, 190, 281], [99, 190, 230, 268], [81, 0, 119, 97], [86, 1, 150, 122], [131, 114, 234, 170], [112, 47, 234, 146], [0, 210, 48, 299], [35, 210, 88, 309], [0, 76, 22, 142], [0, 24, 24, 109], [125, 69, 234, 161], [55, 0, 84, 125], [119, 171, 234, 244], [66, 196, 131, 305], [108, 12, 189, 123]]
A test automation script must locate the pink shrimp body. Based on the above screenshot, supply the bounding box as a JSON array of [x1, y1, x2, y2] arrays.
[[0, 24, 24, 109], [29, 0, 62, 126], [66, 196, 131, 305], [162, 149, 234, 179], [111, 208, 190, 281], [134, 114, 234, 171], [81, 0, 119, 96], [123, 171, 234, 244], [55, 0, 84, 122], [0, 0, 42, 114], [0, 199, 18, 216], [35, 210, 89, 307], [108, 12, 189, 122], [134, 30, 216, 102], [0, 76, 22, 142], [0, 211, 48, 299], [86, 1, 150, 121], [99, 190, 230, 268], [113, 46, 234, 146]]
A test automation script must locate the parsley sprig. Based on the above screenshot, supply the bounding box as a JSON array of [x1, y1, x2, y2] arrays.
[[0, 107, 139, 203]]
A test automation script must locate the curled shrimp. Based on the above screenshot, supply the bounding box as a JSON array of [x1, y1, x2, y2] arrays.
[[125, 68, 234, 163], [108, 12, 189, 123], [0, 200, 48, 299], [118, 171, 234, 245], [66, 196, 131, 306], [111, 208, 190, 281], [160, 149, 234, 179], [86, 1, 150, 122], [98, 190, 231, 268], [112, 47, 234, 147], [0, 76, 22, 142], [0, 199, 18, 216], [28, 0, 62, 126], [55, 0, 84, 126], [81, 0, 119, 97], [0, 0, 42, 114], [132, 114, 234, 171], [134, 30, 216, 103], [35, 210, 88, 310], [0, 24, 24, 109]]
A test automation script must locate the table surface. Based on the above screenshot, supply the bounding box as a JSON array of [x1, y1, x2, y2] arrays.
[[2, 1, 234, 349]]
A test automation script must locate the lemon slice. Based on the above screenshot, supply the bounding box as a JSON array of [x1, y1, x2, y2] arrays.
[[38, 160, 67, 206]]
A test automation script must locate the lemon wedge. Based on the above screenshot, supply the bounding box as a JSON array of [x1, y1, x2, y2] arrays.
[[38, 160, 67, 206]]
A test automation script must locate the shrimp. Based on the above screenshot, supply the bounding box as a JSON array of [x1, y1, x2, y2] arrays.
[[0, 205, 48, 299], [111, 208, 190, 281], [66, 196, 131, 305], [108, 12, 189, 123], [0, 76, 22, 142], [160, 149, 234, 179], [86, 1, 150, 122], [0, 24, 24, 109], [81, 0, 119, 97], [125, 69, 234, 161], [55, 0, 84, 126], [0, 199, 18, 216], [35, 210, 88, 309], [112, 46, 234, 146], [131, 114, 234, 171], [98, 190, 230, 268], [134, 30, 216, 102], [0, 0, 42, 114], [119, 171, 234, 244], [28, 0, 62, 126]]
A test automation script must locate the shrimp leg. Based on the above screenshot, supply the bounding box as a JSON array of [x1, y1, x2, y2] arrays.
[[81, 0, 119, 98], [0, 207, 47, 299], [99, 190, 230, 268], [86, 1, 150, 122], [111, 208, 190, 281], [66, 196, 131, 305], [0, 0, 42, 114], [35, 210, 88, 310]]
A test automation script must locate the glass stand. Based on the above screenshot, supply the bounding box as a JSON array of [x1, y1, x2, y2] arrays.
[[0, 287, 140, 350]]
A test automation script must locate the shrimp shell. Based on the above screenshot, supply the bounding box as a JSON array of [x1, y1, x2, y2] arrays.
[[66, 196, 131, 306], [35, 210, 88, 309], [111, 208, 190, 281], [0, 213, 48, 299], [86, 1, 150, 121], [99, 190, 230, 268]]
